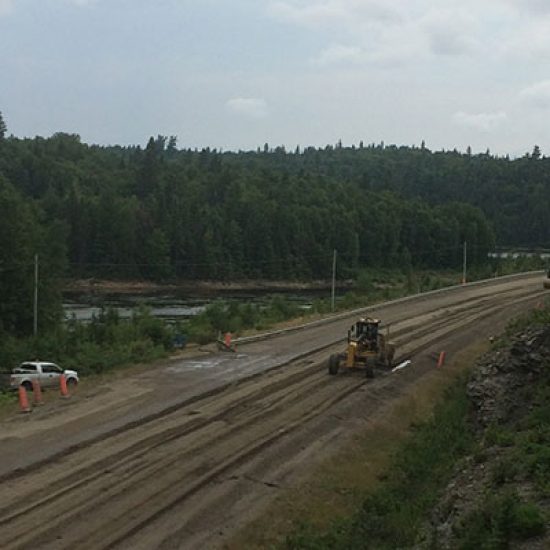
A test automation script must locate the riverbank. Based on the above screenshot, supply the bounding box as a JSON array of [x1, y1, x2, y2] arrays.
[[62, 278, 355, 297]]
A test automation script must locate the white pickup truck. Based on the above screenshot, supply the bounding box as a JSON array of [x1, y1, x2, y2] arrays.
[[10, 362, 79, 391]]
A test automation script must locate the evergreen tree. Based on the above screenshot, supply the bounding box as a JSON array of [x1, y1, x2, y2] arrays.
[[136, 137, 159, 198], [0, 111, 6, 140]]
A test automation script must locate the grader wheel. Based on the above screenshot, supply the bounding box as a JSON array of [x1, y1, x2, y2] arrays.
[[385, 345, 396, 368], [328, 354, 340, 375], [365, 359, 375, 379]]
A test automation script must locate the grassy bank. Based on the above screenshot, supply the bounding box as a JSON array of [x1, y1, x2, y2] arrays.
[[281, 375, 475, 549], [444, 306, 550, 549]]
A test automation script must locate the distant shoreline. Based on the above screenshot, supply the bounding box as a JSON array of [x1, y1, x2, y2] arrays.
[[62, 279, 354, 297]]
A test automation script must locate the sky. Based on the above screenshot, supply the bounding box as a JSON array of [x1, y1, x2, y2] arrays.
[[1, 0, 550, 155]]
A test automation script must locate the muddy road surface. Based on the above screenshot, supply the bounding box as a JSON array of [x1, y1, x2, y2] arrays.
[[0, 273, 546, 549]]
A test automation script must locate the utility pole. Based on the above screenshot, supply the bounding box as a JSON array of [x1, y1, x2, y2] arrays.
[[33, 254, 38, 336], [331, 249, 337, 312], [462, 241, 467, 285]]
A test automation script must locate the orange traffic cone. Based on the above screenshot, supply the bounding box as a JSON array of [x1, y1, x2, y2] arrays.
[[18, 386, 31, 413], [60, 374, 70, 398], [224, 332, 232, 348], [32, 379, 44, 406], [437, 351, 446, 368]]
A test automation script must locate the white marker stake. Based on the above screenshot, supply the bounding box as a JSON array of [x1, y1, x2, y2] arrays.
[[392, 360, 411, 373]]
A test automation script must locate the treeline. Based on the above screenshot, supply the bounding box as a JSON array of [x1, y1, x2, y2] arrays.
[[239, 141, 550, 249], [0, 129, 504, 286]]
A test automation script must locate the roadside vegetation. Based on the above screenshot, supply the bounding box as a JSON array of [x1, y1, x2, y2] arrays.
[[0, 307, 173, 379], [186, 258, 546, 344], [282, 300, 550, 549]]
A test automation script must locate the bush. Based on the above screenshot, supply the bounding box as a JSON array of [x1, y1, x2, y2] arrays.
[[356, 270, 374, 294], [513, 501, 546, 539], [456, 490, 545, 548], [0, 307, 174, 378], [187, 317, 217, 345], [266, 295, 300, 323]]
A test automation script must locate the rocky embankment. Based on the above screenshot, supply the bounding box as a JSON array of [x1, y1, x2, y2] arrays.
[[422, 325, 550, 549]]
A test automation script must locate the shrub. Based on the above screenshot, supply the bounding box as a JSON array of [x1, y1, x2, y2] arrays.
[[456, 490, 545, 548]]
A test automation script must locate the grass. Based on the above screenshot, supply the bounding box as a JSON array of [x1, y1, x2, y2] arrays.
[[282, 375, 475, 549], [0, 390, 16, 416]]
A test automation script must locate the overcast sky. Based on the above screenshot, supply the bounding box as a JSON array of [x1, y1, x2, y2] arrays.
[[1, 0, 550, 155]]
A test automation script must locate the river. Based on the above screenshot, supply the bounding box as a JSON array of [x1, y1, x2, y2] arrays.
[[62, 291, 331, 323]]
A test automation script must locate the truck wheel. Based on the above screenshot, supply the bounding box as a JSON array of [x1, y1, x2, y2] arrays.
[[328, 354, 340, 375], [22, 381, 33, 391], [67, 378, 78, 387]]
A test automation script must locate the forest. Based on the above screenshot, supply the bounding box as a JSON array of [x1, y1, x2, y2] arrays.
[[0, 108, 549, 336]]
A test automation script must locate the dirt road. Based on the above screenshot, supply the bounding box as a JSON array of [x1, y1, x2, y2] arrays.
[[0, 273, 546, 549]]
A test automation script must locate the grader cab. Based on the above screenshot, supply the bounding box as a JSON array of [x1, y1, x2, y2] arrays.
[[328, 318, 395, 378]]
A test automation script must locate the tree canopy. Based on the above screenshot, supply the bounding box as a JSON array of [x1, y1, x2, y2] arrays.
[[2, 131, 548, 289]]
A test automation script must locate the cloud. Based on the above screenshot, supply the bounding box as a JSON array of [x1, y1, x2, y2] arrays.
[[422, 9, 481, 56], [428, 30, 478, 56], [268, 1, 343, 27], [312, 40, 417, 66], [501, 0, 550, 15], [519, 80, 550, 109], [314, 44, 364, 65], [65, 0, 99, 6], [226, 98, 269, 119], [452, 111, 507, 132], [505, 17, 550, 59], [271, 2, 487, 66], [0, 0, 14, 16], [0, 0, 98, 17], [267, 0, 400, 29]]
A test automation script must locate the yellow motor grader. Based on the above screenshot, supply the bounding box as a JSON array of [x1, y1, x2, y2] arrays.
[[328, 317, 395, 378]]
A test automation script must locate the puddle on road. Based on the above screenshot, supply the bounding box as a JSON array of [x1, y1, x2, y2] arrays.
[[166, 354, 249, 371]]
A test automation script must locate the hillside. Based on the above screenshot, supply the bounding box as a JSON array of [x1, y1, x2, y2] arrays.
[[421, 319, 550, 548]]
